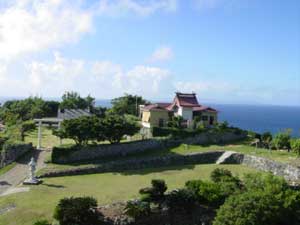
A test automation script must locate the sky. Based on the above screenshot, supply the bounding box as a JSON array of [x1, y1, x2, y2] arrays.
[[0, 0, 299, 106]]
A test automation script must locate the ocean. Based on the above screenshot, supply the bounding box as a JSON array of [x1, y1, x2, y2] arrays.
[[1, 97, 299, 137]]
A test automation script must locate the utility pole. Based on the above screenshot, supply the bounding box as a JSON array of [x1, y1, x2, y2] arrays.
[[136, 95, 138, 116]]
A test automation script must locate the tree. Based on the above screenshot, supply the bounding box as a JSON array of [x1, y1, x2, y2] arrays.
[[291, 139, 300, 157], [54, 116, 104, 145], [261, 132, 273, 149], [213, 173, 300, 225], [0, 97, 59, 124], [272, 129, 291, 150], [53, 197, 100, 225], [111, 94, 148, 116], [60, 91, 95, 110], [102, 113, 140, 144], [19, 120, 36, 141]]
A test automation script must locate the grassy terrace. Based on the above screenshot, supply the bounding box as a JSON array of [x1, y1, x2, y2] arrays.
[[38, 138, 299, 175], [0, 164, 259, 225]]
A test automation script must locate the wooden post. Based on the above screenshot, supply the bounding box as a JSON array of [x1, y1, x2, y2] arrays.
[[37, 121, 42, 149], [58, 121, 62, 146]]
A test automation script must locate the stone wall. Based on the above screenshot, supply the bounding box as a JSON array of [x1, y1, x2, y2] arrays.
[[40, 151, 224, 178], [52, 131, 246, 164], [0, 143, 33, 168], [223, 153, 300, 182]]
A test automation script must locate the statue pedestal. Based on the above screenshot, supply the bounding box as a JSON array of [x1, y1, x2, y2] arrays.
[[23, 177, 42, 185]]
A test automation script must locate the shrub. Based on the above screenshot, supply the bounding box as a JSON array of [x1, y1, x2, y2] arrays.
[[210, 168, 233, 183], [33, 220, 51, 225], [53, 196, 100, 225], [291, 139, 300, 157], [210, 168, 242, 195], [213, 173, 300, 225], [139, 179, 167, 203], [165, 188, 197, 214], [243, 173, 288, 194], [261, 132, 273, 148], [124, 200, 150, 219], [272, 130, 291, 150], [185, 180, 226, 207]]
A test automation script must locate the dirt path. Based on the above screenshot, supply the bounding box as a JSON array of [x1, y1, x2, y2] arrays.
[[0, 149, 49, 195]]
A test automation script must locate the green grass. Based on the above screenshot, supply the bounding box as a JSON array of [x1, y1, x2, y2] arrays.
[[40, 140, 299, 175], [25, 127, 75, 149], [0, 164, 259, 225], [0, 162, 16, 176]]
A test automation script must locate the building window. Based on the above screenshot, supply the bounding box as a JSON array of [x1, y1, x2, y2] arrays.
[[158, 119, 164, 127], [202, 116, 208, 121]]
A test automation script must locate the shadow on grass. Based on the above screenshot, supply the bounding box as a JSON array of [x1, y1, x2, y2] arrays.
[[41, 183, 65, 188], [118, 164, 197, 176]]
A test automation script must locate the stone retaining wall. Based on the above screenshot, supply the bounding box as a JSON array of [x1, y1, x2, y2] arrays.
[[223, 153, 300, 182], [52, 131, 246, 164], [0, 143, 33, 168], [40, 151, 224, 178]]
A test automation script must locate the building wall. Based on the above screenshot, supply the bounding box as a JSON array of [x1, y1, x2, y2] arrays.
[[200, 112, 218, 126], [142, 110, 170, 127], [178, 107, 193, 121]]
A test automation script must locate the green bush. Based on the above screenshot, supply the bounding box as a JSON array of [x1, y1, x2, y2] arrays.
[[272, 130, 291, 150], [53, 196, 100, 225], [214, 172, 300, 225], [210, 168, 233, 183], [165, 188, 197, 214], [261, 132, 273, 148], [185, 180, 226, 207], [291, 139, 300, 156], [139, 179, 167, 203], [124, 200, 150, 219], [33, 220, 51, 225], [210, 168, 242, 196]]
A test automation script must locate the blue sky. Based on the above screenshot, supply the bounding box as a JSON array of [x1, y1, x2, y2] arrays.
[[0, 0, 299, 106]]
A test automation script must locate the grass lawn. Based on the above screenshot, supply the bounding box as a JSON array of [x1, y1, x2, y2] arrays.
[[25, 127, 75, 149], [0, 164, 260, 225], [40, 140, 299, 175]]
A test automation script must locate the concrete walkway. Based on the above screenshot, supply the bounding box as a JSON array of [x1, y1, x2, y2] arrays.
[[216, 151, 236, 164], [0, 149, 48, 196]]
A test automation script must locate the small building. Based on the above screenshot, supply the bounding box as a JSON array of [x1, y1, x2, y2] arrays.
[[140, 92, 218, 128]]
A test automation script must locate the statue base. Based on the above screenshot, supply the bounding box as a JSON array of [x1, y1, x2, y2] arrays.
[[23, 177, 42, 185]]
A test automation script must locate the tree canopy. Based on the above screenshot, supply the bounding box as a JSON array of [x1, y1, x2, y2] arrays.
[[60, 91, 95, 110], [111, 94, 148, 116], [0, 97, 59, 124]]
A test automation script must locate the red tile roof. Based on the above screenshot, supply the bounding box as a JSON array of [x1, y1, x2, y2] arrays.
[[175, 92, 199, 107], [193, 105, 217, 112], [141, 93, 217, 113]]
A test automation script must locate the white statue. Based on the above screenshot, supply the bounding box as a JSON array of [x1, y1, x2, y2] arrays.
[[23, 157, 41, 185]]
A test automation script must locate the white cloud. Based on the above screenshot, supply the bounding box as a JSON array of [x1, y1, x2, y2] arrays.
[[98, 0, 178, 17], [27, 52, 85, 94], [0, 52, 170, 98], [149, 46, 174, 63], [0, 0, 94, 60]]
